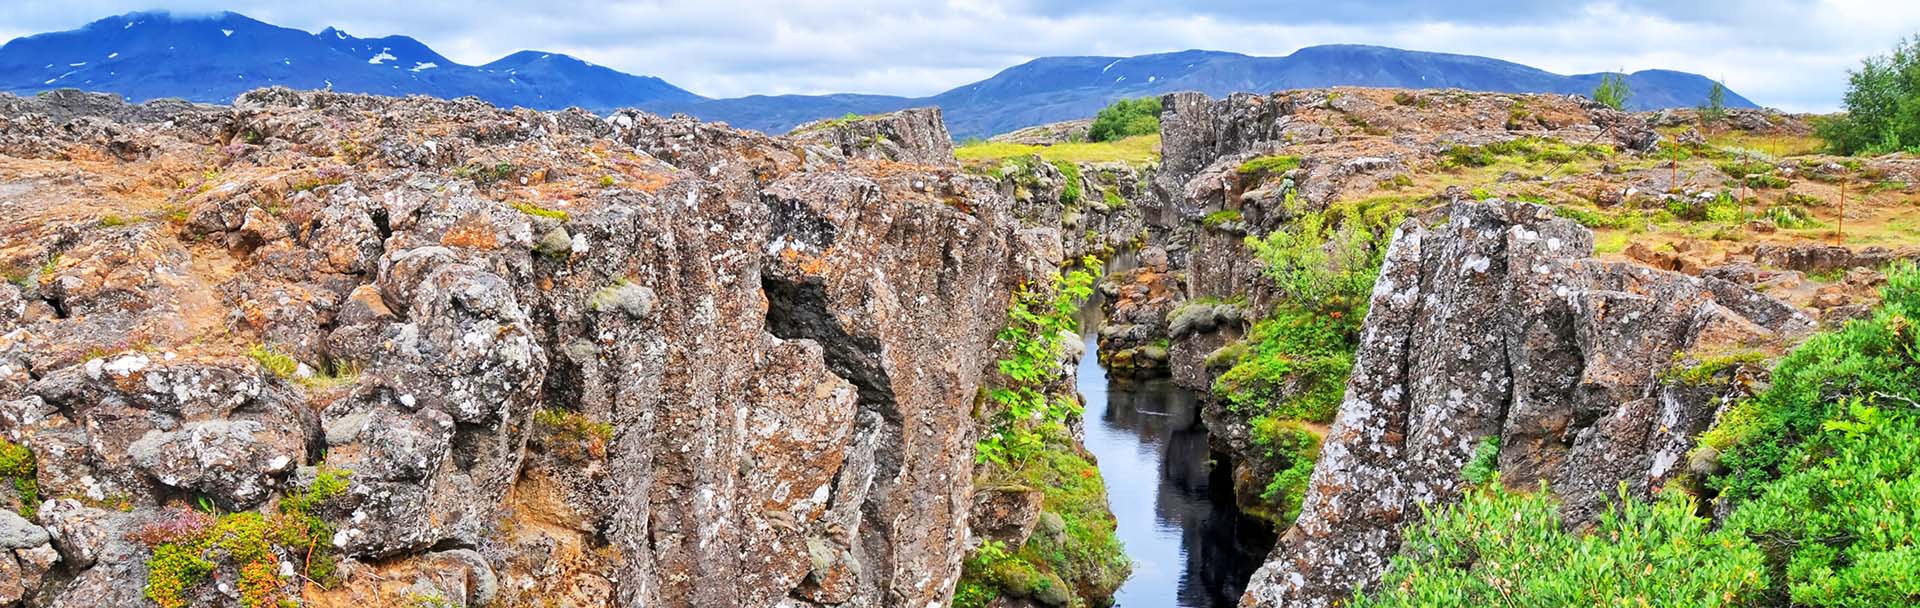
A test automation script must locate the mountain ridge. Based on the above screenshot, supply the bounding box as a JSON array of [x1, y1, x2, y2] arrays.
[[0, 11, 1757, 138]]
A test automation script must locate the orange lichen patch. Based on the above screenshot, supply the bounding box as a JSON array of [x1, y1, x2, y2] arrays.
[[440, 214, 502, 250], [779, 246, 832, 276]]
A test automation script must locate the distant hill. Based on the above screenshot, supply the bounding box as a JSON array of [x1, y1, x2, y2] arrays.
[[0, 11, 699, 111], [0, 12, 1756, 139]]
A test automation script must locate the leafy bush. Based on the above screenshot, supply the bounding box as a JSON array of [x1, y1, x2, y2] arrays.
[[1725, 402, 1920, 606], [977, 257, 1101, 467], [1087, 97, 1162, 143], [1355, 481, 1767, 607], [1593, 73, 1632, 110], [1817, 35, 1920, 155], [1702, 261, 1919, 502], [969, 260, 1130, 608]]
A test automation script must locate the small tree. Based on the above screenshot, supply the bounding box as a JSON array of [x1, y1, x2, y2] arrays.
[[1817, 35, 1920, 155], [1699, 80, 1728, 124], [1593, 73, 1631, 110], [1087, 97, 1162, 142]]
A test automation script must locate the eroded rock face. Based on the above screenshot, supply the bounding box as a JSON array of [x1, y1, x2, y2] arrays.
[[0, 90, 1060, 607], [1241, 201, 1814, 607]]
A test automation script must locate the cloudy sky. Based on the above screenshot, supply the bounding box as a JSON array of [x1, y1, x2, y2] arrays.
[[2, 1, 1915, 112]]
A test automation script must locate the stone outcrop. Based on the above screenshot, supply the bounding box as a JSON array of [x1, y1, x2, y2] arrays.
[[1241, 201, 1814, 607], [0, 89, 1086, 607]]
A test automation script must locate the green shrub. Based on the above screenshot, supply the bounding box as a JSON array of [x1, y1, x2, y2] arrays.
[[1215, 203, 1398, 521], [1817, 35, 1920, 155], [1725, 401, 1920, 606], [1700, 80, 1729, 124], [1765, 205, 1826, 229], [1355, 481, 1767, 607], [1593, 73, 1632, 110], [1702, 261, 1920, 502], [977, 258, 1101, 467], [1087, 97, 1162, 142]]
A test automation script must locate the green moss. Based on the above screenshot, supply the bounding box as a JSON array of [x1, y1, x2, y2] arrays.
[[532, 408, 617, 461], [1202, 209, 1242, 227], [455, 162, 517, 189], [1238, 155, 1302, 176], [0, 439, 39, 519], [1664, 350, 1770, 386], [957, 135, 1161, 168], [1553, 205, 1639, 230], [1249, 417, 1322, 523], [1100, 188, 1126, 210], [1052, 161, 1083, 206], [143, 466, 355, 608], [511, 200, 570, 221], [1439, 137, 1613, 170], [144, 543, 215, 608]]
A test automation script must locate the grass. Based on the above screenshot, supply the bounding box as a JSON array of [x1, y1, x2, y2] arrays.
[[1704, 131, 1826, 158], [955, 134, 1160, 167]]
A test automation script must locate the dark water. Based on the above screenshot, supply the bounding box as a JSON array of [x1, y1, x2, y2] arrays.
[[1077, 308, 1276, 607]]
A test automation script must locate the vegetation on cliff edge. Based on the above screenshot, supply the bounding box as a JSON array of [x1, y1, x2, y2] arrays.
[[964, 257, 1129, 608], [1359, 262, 1920, 607], [1212, 198, 1403, 524]]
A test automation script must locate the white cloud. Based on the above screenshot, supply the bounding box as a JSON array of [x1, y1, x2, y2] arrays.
[[2, 0, 1912, 111]]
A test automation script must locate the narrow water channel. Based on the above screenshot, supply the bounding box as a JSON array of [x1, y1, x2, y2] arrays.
[[1076, 299, 1276, 607]]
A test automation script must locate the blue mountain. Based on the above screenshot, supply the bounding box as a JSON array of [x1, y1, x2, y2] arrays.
[[0, 12, 1756, 139], [0, 11, 699, 110]]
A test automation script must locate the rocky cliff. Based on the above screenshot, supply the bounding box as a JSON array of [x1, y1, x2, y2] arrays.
[[0, 89, 1093, 607], [1239, 200, 1813, 606]]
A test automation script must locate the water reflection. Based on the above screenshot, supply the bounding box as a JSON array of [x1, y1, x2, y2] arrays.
[[1077, 315, 1275, 607]]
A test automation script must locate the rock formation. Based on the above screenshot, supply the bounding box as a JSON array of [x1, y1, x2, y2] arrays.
[[1240, 200, 1814, 607], [0, 89, 1094, 607]]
